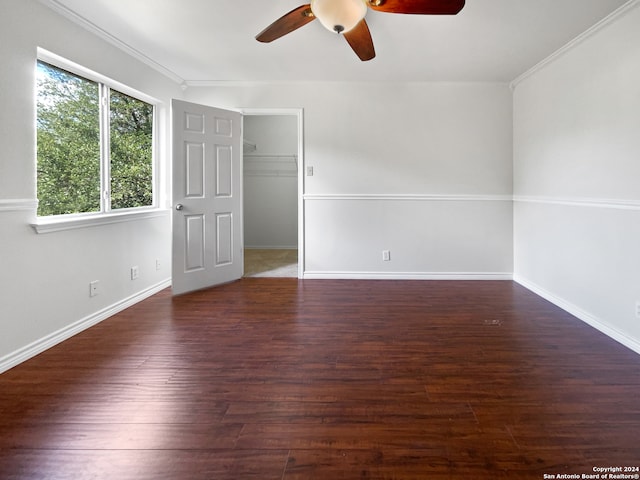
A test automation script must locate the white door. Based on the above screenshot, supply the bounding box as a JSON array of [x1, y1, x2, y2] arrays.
[[171, 100, 243, 295]]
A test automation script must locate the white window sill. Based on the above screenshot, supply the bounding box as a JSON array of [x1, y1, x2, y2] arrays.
[[31, 208, 170, 234]]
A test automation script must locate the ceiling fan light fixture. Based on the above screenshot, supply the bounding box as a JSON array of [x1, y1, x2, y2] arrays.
[[310, 0, 368, 34]]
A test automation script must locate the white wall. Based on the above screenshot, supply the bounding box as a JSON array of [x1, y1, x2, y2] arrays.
[[243, 115, 298, 249], [513, 3, 640, 352], [3, 0, 635, 371], [0, 1, 182, 372], [186, 82, 514, 278], [0, 2, 513, 371]]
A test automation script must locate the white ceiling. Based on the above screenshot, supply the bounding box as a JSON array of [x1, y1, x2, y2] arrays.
[[44, 0, 630, 84]]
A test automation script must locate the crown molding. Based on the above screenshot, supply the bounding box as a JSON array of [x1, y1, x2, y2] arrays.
[[510, 0, 640, 90], [39, 0, 185, 85], [185, 79, 511, 89]]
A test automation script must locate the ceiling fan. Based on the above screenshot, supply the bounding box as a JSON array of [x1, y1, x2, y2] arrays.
[[256, 0, 466, 61]]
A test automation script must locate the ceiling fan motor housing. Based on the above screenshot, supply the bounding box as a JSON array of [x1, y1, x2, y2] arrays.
[[310, 0, 368, 34]]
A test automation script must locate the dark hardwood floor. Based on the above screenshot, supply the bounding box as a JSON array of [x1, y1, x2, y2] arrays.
[[1, 279, 639, 479]]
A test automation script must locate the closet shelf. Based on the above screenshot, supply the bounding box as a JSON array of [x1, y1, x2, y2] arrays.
[[244, 154, 298, 178]]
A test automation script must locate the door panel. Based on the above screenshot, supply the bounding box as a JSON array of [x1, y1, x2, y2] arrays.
[[172, 100, 243, 295], [185, 143, 205, 198], [216, 213, 233, 265], [215, 145, 233, 196], [184, 214, 205, 272], [215, 116, 232, 136]]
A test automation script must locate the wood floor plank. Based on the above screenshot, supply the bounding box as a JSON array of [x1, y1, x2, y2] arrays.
[[284, 449, 453, 480], [0, 422, 243, 450], [222, 399, 476, 425], [0, 449, 289, 480], [0, 399, 229, 424], [1, 278, 639, 479], [236, 422, 470, 451]]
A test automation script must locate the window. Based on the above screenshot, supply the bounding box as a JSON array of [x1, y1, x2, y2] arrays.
[[36, 57, 155, 218]]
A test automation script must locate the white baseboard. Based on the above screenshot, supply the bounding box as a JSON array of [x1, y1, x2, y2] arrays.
[[0, 279, 171, 374], [303, 271, 513, 281], [514, 275, 640, 356]]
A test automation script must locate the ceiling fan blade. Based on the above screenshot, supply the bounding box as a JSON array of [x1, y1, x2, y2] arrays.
[[367, 0, 465, 15], [343, 19, 376, 61], [256, 4, 316, 43]]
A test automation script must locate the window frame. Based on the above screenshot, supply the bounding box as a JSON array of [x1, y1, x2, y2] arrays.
[[32, 49, 164, 233]]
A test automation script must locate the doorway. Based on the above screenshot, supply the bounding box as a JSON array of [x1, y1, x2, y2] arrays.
[[242, 109, 304, 278]]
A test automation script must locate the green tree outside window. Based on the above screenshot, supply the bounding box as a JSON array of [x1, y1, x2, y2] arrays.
[[36, 60, 154, 217]]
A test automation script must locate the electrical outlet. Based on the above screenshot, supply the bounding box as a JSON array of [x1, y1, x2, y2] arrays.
[[89, 280, 99, 297], [131, 266, 139, 280], [636, 301, 640, 318], [382, 250, 391, 262], [156, 259, 161, 271], [306, 166, 314, 176]]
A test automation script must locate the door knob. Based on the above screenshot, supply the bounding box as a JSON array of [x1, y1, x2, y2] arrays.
[[175, 203, 184, 211]]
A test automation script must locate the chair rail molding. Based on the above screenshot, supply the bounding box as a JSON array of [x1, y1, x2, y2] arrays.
[[0, 198, 38, 213], [514, 195, 640, 211], [304, 193, 512, 202]]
